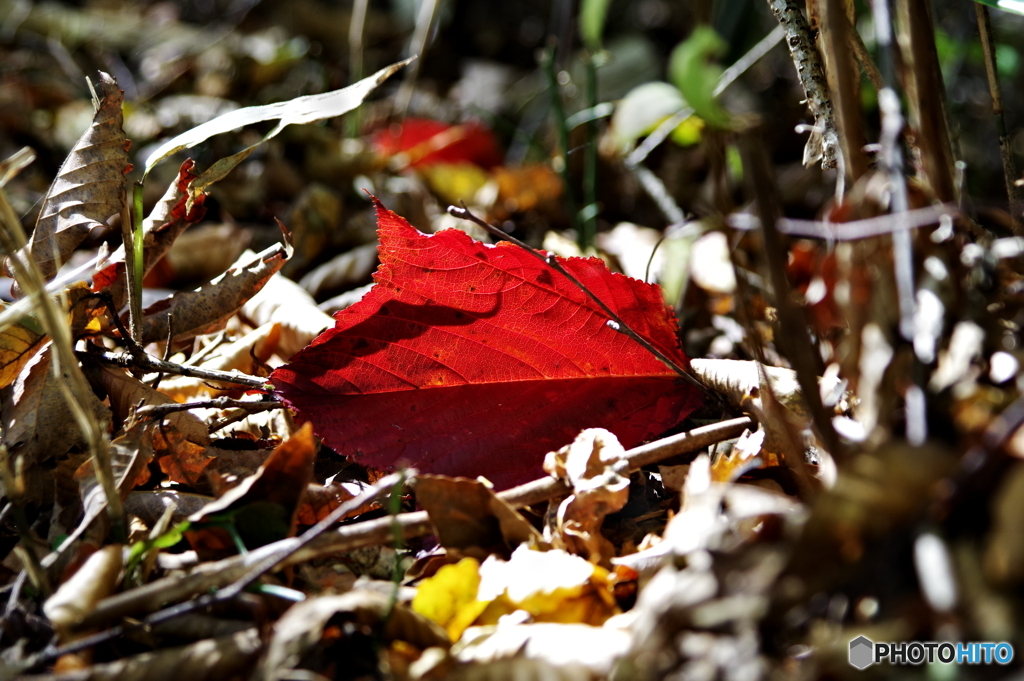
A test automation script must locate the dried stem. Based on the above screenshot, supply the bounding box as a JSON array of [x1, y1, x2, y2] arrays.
[[975, 3, 1024, 231], [874, 0, 927, 444], [766, 0, 841, 169], [448, 204, 707, 394], [737, 129, 842, 458], [135, 397, 283, 420], [542, 44, 582, 237], [820, 0, 868, 189]]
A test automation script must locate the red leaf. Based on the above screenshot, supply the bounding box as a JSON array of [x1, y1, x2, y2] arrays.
[[372, 118, 502, 169], [271, 199, 701, 488]]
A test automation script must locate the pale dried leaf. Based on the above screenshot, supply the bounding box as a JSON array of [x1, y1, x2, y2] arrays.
[[241, 271, 334, 359], [43, 544, 123, 634], [543, 429, 629, 565], [298, 243, 379, 298], [140, 243, 288, 343], [16, 72, 128, 280], [451, 623, 630, 678], [144, 60, 411, 176]]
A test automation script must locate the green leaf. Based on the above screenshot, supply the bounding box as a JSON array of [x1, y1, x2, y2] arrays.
[[974, 0, 1024, 17], [143, 58, 412, 180], [580, 0, 612, 52], [669, 27, 733, 129]]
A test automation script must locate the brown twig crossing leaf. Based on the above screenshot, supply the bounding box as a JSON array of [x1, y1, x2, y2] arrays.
[[12, 72, 129, 280], [139, 243, 290, 343]]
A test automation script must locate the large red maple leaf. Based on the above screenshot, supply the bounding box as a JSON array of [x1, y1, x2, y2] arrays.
[[270, 199, 702, 488]]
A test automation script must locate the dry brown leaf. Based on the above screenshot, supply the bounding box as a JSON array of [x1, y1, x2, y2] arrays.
[[2, 344, 110, 464], [295, 480, 378, 525], [155, 223, 250, 287], [414, 475, 546, 558], [185, 423, 315, 558], [150, 421, 213, 488], [241, 271, 334, 360], [88, 363, 210, 447], [139, 243, 289, 344], [543, 429, 630, 566], [43, 544, 123, 635], [13, 72, 129, 281], [280, 183, 343, 279], [256, 590, 449, 681], [76, 424, 155, 528]]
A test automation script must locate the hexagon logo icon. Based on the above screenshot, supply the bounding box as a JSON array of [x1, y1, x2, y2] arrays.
[[849, 636, 874, 669]]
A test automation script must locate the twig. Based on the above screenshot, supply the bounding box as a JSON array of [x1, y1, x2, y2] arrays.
[[726, 204, 956, 240], [873, 0, 927, 444], [820, 0, 868, 191], [448, 204, 707, 394], [31, 472, 413, 668], [346, 0, 369, 138], [766, 0, 840, 169], [120, 185, 143, 342], [135, 397, 283, 420], [88, 293, 270, 390], [66, 417, 751, 642], [580, 52, 599, 250], [541, 43, 582, 238], [737, 129, 842, 458], [975, 3, 1024, 232], [85, 349, 270, 390]]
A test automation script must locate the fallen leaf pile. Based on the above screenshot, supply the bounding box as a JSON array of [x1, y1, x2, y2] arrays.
[[2, 2, 1024, 680]]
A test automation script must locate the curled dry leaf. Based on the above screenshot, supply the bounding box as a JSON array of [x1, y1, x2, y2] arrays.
[[413, 475, 546, 557], [12, 72, 129, 280], [2, 344, 110, 465], [295, 480, 377, 525], [43, 544, 123, 635], [543, 429, 630, 566], [256, 590, 449, 681], [298, 242, 380, 299], [139, 242, 289, 344], [93, 159, 208, 310], [241, 271, 334, 360]]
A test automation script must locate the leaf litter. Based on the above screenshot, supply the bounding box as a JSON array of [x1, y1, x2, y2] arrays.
[[1, 3, 1024, 680]]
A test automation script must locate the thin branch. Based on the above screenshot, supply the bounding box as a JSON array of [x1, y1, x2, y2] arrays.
[[135, 397, 283, 420], [448, 204, 707, 394], [85, 349, 270, 390], [726, 204, 956, 239]]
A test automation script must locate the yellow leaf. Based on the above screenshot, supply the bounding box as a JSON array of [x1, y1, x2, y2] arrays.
[[412, 557, 489, 641], [0, 305, 45, 389]]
